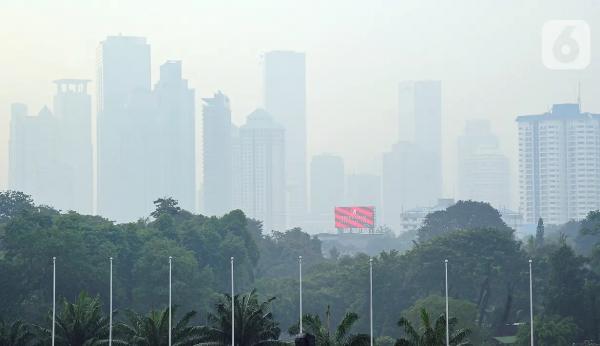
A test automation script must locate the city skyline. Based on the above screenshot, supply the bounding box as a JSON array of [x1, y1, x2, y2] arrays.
[[3, 1, 600, 212], [5, 32, 600, 227]]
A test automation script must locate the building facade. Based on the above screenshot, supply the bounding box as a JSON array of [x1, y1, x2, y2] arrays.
[[263, 51, 307, 229], [152, 61, 196, 212], [239, 109, 286, 232], [97, 35, 152, 221], [308, 154, 345, 232], [517, 103, 600, 224], [457, 120, 510, 209], [383, 81, 443, 230], [202, 91, 232, 216], [9, 79, 93, 214]]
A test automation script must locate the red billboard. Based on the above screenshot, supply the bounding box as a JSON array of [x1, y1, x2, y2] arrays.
[[335, 206, 376, 230]]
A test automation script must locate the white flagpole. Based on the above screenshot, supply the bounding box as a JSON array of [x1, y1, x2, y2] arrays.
[[445, 259, 449, 346], [52, 256, 56, 346], [231, 257, 235, 346], [169, 256, 172, 346], [529, 259, 534, 346], [299, 255, 303, 334], [369, 258, 373, 346], [109, 257, 113, 346]]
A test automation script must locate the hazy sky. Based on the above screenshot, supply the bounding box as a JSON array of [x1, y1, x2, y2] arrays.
[[2, 0, 600, 209]]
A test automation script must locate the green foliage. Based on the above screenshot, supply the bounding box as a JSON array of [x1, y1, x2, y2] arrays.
[[0, 319, 36, 346], [37, 292, 110, 346], [151, 197, 182, 219], [0, 190, 34, 223], [401, 296, 481, 343], [119, 306, 205, 346], [2, 192, 600, 344], [202, 290, 282, 346], [417, 200, 511, 242], [289, 306, 370, 346], [535, 218, 545, 249], [395, 308, 471, 346], [515, 315, 580, 346]]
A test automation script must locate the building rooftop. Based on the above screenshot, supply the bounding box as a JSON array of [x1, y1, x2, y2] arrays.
[[516, 103, 600, 122]]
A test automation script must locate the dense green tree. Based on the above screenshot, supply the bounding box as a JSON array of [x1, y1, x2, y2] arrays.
[[36, 292, 111, 346], [0, 319, 36, 346], [544, 242, 586, 324], [289, 306, 370, 346], [201, 290, 283, 346], [535, 218, 544, 249], [0, 190, 34, 223], [395, 309, 471, 346], [515, 315, 580, 346], [417, 201, 510, 242], [255, 228, 323, 278], [119, 307, 204, 346], [401, 296, 482, 343], [151, 197, 182, 219]]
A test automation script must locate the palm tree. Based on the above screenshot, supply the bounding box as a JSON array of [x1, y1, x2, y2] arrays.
[[200, 289, 284, 346], [119, 306, 205, 346], [289, 306, 369, 346], [0, 319, 36, 346], [395, 309, 471, 346], [36, 292, 112, 346]]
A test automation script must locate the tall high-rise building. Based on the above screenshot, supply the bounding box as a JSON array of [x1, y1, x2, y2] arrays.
[[9, 80, 93, 214], [52, 80, 93, 213], [202, 91, 232, 216], [457, 120, 510, 209], [382, 142, 425, 230], [517, 103, 600, 225], [309, 154, 344, 231], [97, 35, 151, 221], [382, 81, 442, 230], [263, 51, 306, 229], [240, 109, 286, 232], [9, 104, 58, 207], [398, 80, 442, 194], [152, 61, 195, 211]]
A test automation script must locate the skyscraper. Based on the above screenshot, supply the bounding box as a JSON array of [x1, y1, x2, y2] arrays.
[[457, 120, 510, 209], [382, 142, 425, 230], [398, 80, 442, 196], [240, 109, 286, 232], [97, 35, 151, 221], [202, 91, 232, 216], [9, 80, 93, 214], [9, 104, 58, 208], [152, 61, 195, 212], [263, 51, 306, 229], [52, 79, 93, 213], [382, 81, 443, 230], [309, 154, 344, 231], [517, 103, 600, 224]]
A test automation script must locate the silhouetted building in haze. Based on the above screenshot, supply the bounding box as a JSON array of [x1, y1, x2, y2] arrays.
[[151, 61, 195, 212], [9, 79, 93, 214], [457, 120, 510, 209], [240, 109, 286, 232], [308, 154, 345, 231], [382, 81, 443, 231], [97, 35, 152, 221], [264, 51, 307, 229], [202, 91, 232, 216]]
